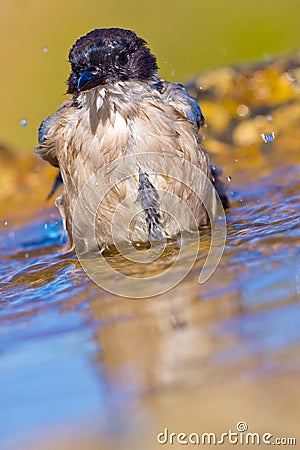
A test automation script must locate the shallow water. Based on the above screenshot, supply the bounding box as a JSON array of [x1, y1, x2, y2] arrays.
[[1, 139, 300, 448]]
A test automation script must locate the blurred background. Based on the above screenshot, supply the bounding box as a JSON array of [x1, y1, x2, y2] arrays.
[[1, 0, 300, 153]]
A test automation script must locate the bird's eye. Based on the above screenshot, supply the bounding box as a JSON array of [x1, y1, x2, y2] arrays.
[[118, 54, 128, 66]]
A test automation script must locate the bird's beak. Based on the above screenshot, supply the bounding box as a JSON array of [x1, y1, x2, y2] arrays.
[[77, 69, 105, 91]]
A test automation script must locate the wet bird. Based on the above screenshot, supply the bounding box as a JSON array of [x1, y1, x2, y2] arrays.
[[36, 28, 228, 252]]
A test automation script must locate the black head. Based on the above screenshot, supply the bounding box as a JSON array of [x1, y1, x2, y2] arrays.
[[67, 28, 158, 94]]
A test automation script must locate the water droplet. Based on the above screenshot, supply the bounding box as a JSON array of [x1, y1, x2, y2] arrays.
[[266, 115, 272, 121], [44, 223, 48, 230], [25, 253, 29, 259], [261, 132, 275, 143], [20, 119, 28, 127], [164, 60, 168, 64], [234, 159, 238, 163], [199, 86, 203, 91], [236, 104, 249, 117], [4, 220, 8, 226], [43, 47, 48, 53], [227, 176, 232, 182]]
